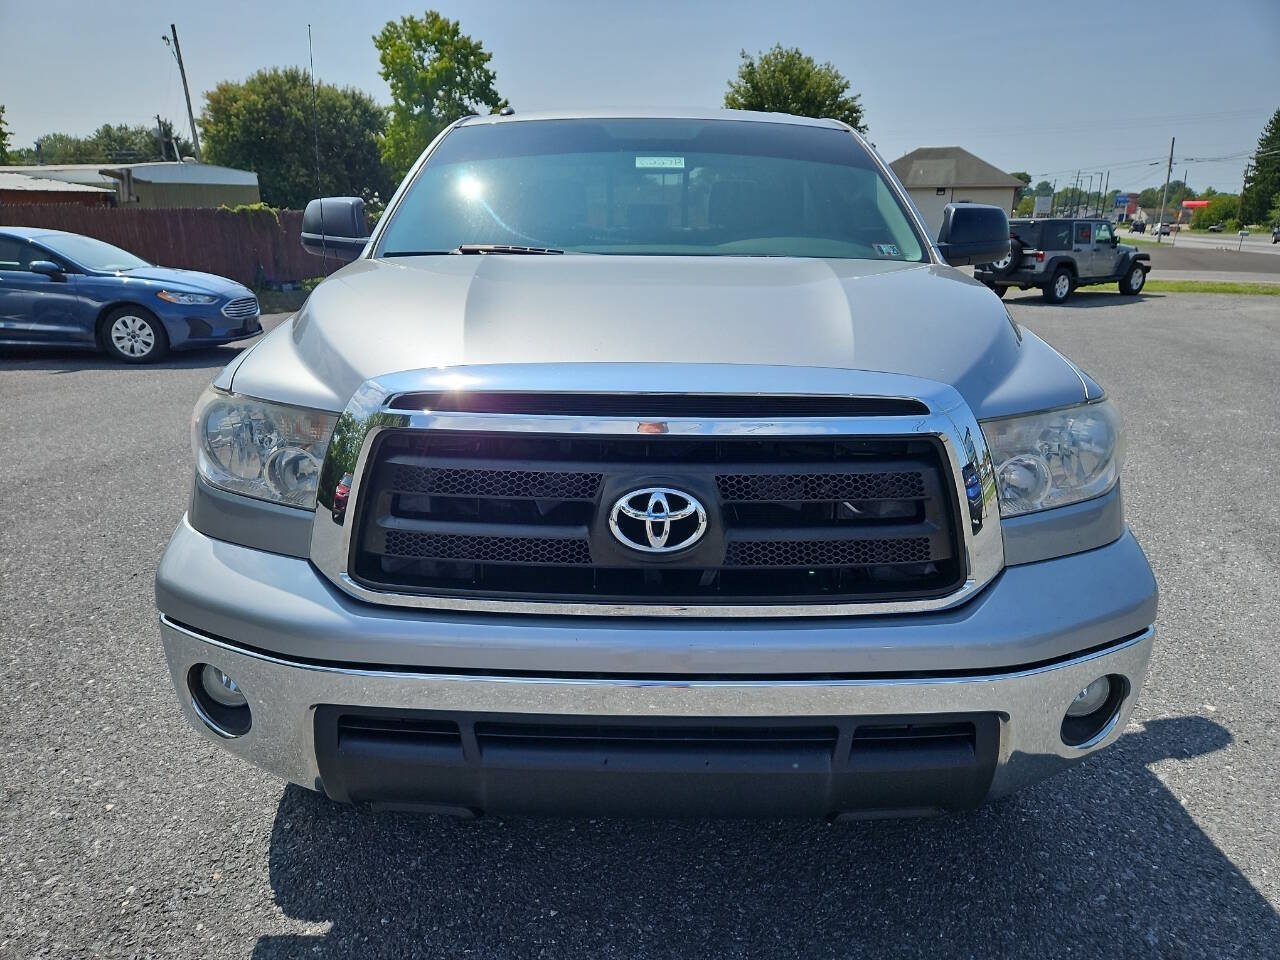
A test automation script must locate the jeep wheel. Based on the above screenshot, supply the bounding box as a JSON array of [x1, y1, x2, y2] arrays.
[[1042, 268, 1074, 304], [983, 282, 1008, 299], [1119, 263, 1147, 296]]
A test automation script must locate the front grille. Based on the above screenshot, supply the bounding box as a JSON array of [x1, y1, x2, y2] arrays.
[[348, 418, 964, 607], [221, 296, 260, 320]]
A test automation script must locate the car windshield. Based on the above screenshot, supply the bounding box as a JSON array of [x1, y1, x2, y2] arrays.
[[378, 118, 927, 261], [37, 234, 150, 272]]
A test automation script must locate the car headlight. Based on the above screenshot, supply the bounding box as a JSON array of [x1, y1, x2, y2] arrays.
[[980, 400, 1123, 517], [193, 387, 337, 509], [158, 290, 219, 305]]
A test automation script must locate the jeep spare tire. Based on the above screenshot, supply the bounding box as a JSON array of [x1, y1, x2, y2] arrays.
[[989, 239, 1022, 278]]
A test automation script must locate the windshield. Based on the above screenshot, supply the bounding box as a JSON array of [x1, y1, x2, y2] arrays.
[[37, 234, 150, 272], [378, 118, 926, 261]]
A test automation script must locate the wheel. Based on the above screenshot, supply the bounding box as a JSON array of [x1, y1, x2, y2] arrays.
[[989, 239, 1023, 278], [1042, 268, 1074, 304], [101, 306, 169, 363], [983, 282, 1008, 299], [1119, 262, 1147, 296]]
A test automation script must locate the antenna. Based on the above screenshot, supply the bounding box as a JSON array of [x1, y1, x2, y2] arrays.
[[308, 24, 327, 263]]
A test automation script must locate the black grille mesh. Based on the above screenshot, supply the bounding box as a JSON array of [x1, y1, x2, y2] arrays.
[[717, 471, 926, 502], [352, 429, 963, 603], [724, 537, 932, 568], [383, 531, 592, 565], [390, 464, 601, 500]]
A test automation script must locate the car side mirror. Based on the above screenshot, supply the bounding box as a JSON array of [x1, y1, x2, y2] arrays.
[[28, 260, 64, 279], [935, 203, 1010, 266], [301, 197, 370, 261], [1111, 235, 1118, 246]]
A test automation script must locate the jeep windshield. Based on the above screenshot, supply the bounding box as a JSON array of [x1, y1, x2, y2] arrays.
[[377, 118, 927, 261]]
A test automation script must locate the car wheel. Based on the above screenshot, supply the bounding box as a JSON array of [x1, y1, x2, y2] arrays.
[[1119, 263, 1147, 296], [102, 307, 169, 364], [1042, 268, 1074, 304]]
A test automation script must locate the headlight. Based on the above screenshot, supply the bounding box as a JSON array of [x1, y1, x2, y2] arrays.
[[192, 388, 337, 508], [158, 290, 218, 305], [981, 401, 1123, 517]]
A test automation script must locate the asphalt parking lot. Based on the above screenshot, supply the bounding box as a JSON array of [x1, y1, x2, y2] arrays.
[[2, 291, 1278, 959]]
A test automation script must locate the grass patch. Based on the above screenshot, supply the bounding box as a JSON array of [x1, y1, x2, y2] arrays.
[[1141, 279, 1280, 296], [255, 278, 327, 315]]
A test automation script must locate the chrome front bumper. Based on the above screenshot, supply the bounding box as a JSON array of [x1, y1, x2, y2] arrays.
[[160, 616, 1155, 807]]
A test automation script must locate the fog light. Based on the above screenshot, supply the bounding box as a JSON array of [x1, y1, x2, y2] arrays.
[[201, 664, 247, 708], [1066, 676, 1111, 718]]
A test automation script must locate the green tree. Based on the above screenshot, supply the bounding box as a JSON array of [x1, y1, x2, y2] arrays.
[[1240, 108, 1280, 225], [724, 45, 867, 133], [1014, 194, 1035, 216], [1136, 180, 1195, 213], [7, 120, 190, 164], [0, 105, 11, 163], [1033, 180, 1053, 196], [374, 11, 506, 179], [201, 67, 391, 209], [1009, 171, 1032, 201], [1189, 194, 1238, 228]]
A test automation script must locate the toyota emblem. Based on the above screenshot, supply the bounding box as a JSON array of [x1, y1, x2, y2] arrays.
[[607, 487, 708, 554]]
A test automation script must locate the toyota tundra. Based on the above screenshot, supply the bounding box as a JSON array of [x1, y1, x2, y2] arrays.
[[156, 109, 1158, 819]]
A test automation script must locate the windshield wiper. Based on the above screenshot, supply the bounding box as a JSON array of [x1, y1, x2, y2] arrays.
[[381, 250, 453, 257], [453, 243, 565, 255]]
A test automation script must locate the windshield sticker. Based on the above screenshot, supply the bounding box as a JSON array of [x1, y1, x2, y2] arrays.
[[635, 156, 685, 169], [873, 243, 901, 257]]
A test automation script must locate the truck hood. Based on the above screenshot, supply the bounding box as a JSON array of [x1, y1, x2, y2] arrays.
[[230, 255, 1093, 419]]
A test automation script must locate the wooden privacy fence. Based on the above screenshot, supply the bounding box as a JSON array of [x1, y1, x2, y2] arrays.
[[0, 205, 347, 288]]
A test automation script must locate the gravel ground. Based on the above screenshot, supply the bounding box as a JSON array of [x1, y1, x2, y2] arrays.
[[1, 293, 1277, 958]]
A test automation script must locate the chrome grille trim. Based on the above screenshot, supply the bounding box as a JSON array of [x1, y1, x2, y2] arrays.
[[308, 367, 1003, 617], [221, 296, 260, 320]]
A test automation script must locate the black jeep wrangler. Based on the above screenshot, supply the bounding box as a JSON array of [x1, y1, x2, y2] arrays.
[[976, 218, 1151, 304]]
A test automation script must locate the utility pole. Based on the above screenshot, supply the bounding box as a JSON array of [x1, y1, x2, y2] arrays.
[[1072, 170, 1081, 216], [167, 24, 201, 161], [1101, 171, 1109, 219], [1156, 136, 1174, 244], [155, 114, 167, 161], [1239, 161, 1251, 226]]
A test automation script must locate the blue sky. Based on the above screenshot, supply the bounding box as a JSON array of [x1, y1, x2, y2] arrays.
[[2, 0, 1276, 195]]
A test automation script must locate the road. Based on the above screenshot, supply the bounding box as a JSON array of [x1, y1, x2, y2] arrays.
[[2, 295, 1278, 959], [1156, 231, 1280, 256], [1124, 237, 1280, 277]]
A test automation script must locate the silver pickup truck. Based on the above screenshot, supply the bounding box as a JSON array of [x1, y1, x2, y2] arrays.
[[156, 109, 1157, 819]]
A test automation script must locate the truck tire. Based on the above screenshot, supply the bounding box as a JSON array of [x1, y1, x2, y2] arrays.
[[1042, 267, 1074, 304], [1118, 262, 1147, 296]]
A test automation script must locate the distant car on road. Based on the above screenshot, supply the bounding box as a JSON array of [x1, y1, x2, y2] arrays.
[[1273, 225, 1279, 244], [1206, 222, 1225, 233], [1153, 223, 1172, 236], [0, 227, 261, 363], [1129, 221, 1146, 234]]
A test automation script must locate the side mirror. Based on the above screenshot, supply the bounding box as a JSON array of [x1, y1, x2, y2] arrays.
[[301, 197, 370, 261], [1111, 235, 1119, 246], [28, 260, 64, 279], [935, 203, 1010, 266]]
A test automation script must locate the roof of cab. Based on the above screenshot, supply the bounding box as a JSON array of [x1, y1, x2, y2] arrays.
[[455, 107, 852, 131]]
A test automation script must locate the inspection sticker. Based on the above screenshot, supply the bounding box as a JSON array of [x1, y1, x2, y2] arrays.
[[635, 156, 685, 169], [873, 243, 901, 257]]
